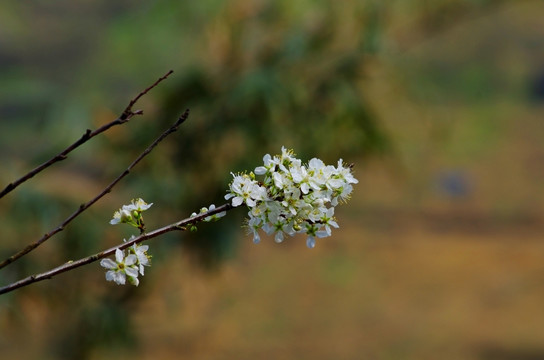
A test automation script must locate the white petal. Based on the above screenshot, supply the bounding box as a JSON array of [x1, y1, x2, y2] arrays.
[[232, 197, 244, 207], [137, 253, 149, 266], [124, 254, 137, 266], [105, 270, 116, 281], [114, 248, 124, 263], [328, 179, 344, 189], [246, 198, 256, 207], [100, 258, 117, 270], [273, 172, 283, 188], [309, 158, 325, 170], [254, 166, 267, 175], [274, 231, 284, 243], [137, 245, 149, 252], [125, 266, 139, 278], [113, 272, 126, 285], [316, 229, 331, 238], [252, 231, 261, 244]]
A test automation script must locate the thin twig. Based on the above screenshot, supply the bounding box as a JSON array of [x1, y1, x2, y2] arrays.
[[0, 203, 234, 295], [0, 109, 190, 270], [0, 70, 174, 200]]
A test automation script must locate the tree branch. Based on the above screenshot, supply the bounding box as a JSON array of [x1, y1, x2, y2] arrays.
[[0, 109, 189, 270], [0, 203, 234, 295], [0, 70, 174, 200]]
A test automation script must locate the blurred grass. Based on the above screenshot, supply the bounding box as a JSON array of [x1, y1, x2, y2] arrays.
[[127, 216, 544, 360], [2, 1, 544, 359]]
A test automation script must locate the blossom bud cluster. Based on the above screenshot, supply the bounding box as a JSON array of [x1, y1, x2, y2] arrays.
[[225, 147, 358, 248], [189, 204, 227, 231], [191, 204, 227, 223]]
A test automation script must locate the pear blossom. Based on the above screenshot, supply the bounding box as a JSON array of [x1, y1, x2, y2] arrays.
[[225, 173, 267, 207], [225, 148, 357, 248], [103, 200, 154, 285], [110, 207, 133, 225], [101, 147, 357, 290], [254, 153, 277, 175], [100, 248, 139, 286], [126, 235, 151, 276], [109, 198, 153, 229], [126, 198, 153, 212]]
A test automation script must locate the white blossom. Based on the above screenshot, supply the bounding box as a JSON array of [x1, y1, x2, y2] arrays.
[[225, 173, 267, 207], [110, 207, 133, 225], [126, 238, 151, 276], [125, 198, 153, 212], [226, 147, 357, 248], [100, 248, 140, 286], [100, 232, 153, 286], [109, 198, 153, 227]]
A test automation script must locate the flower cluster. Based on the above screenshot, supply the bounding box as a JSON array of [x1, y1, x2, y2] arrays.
[[225, 147, 358, 248], [100, 237, 151, 286], [110, 198, 153, 232], [102, 198, 153, 286]]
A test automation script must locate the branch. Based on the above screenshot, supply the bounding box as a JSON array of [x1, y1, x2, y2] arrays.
[[0, 70, 174, 200], [0, 109, 190, 270], [0, 203, 234, 295]]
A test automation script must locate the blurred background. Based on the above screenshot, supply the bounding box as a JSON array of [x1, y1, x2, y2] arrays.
[[1, 0, 544, 359]]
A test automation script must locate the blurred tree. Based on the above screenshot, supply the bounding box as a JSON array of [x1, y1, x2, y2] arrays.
[[126, 0, 390, 265]]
